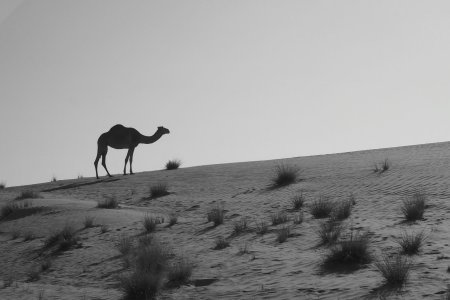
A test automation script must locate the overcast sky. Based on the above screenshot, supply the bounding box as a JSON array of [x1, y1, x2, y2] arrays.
[[1, 0, 450, 187]]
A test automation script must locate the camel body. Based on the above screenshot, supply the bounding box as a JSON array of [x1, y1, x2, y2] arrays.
[[94, 124, 170, 179]]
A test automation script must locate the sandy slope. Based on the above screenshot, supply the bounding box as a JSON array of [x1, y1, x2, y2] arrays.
[[1, 142, 450, 299]]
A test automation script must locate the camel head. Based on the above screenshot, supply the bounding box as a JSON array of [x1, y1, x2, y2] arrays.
[[157, 126, 170, 135]]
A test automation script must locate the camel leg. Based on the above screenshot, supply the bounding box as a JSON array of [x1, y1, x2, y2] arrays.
[[94, 153, 101, 179], [123, 149, 132, 175], [129, 148, 135, 175], [101, 153, 112, 177]]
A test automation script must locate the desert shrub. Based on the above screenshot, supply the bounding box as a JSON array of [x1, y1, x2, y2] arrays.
[[255, 220, 268, 235], [83, 215, 95, 228], [381, 159, 390, 172], [271, 164, 299, 187], [207, 205, 225, 226], [117, 235, 133, 256], [323, 231, 370, 268], [310, 197, 334, 219], [332, 200, 352, 221], [138, 234, 153, 247], [213, 236, 229, 250], [100, 224, 108, 233], [276, 226, 291, 243], [97, 196, 119, 209], [396, 231, 426, 255], [401, 192, 426, 221], [166, 258, 192, 286], [372, 163, 380, 173], [233, 217, 248, 234], [44, 224, 78, 252], [51, 176, 57, 182], [317, 220, 342, 245], [120, 243, 170, 300], [143, 214, 164, 233], [149, 183, 169, 199], [168, 214, 178, 227], [0, 182, 5, 189], [293, 212, 303, 225], [1, 200, 33, 220], [15, 190, 40, 200], [291, 193, 305, 210], [271, 211, 288, 226], [238, 243, 250, 255], [375, 253, 412, 286], [165, 159, 181, 170], [77, 174, 84, 179]]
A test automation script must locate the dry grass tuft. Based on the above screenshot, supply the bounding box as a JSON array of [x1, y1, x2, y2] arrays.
[[276, 226, 291, 243], [143, 214, 164, 233], [310, 197, 334, 219], [149, 182, 170, 198], [213, 236, 229, 250], [401, 192, 426, 221], [168, 214, 178, 227], [271, 211, 288, 226], [44, 224, 79, 252], [165, 159, 182, 170], [97, 196, 119, 209], [117, 235, 134, 256], [166, 258, 193, 286], [375, 253, 412, 287], [272, 164, 300, 187], [332, 200, 352, 221], [323, 231, 371, 268], [291, 193, 305, 210], [100, 224, 108, 233], [1, 200, 33, 220], [83, 215, 95, 228], [0, 182, 5, 189], [317, 220, 342, 245], [395, 231, 426, 255], [15, 190, 40, 200], [293, 212, 304, 225], [255, 220, 268, 235], [233, 217, 249, 234], [207, 205, 225, 226]]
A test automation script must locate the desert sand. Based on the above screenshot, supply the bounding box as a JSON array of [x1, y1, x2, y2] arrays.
[[1, 142, 450, 299]]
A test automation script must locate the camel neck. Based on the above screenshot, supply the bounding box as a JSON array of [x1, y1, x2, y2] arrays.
[[139, 132, 163, 144]]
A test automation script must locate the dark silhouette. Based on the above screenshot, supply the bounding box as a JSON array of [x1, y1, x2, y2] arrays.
[[94, 125, 170, 179]]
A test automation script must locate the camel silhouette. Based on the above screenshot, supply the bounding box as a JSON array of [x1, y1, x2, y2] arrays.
[[94, 124, 170, 179]]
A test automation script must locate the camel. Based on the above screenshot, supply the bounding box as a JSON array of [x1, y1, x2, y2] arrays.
[[94, 124, 170, 179]]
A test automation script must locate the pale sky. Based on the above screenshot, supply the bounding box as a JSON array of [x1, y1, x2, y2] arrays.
[[1, 1, 450, 187]]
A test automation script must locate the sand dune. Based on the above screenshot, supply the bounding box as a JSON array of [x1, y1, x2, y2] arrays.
[[2, 142, 450, 299]]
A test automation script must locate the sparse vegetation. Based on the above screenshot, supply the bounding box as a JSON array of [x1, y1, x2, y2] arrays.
[[317, 220, 342, 245], [375, 253, 412, 286], [381, 159, 390, 172], [272, 164, 299, 187], [97, 196, 119, 209], [401, 192, 426, 221], [143, 214, 164, 233], [1, 200, 33, 220], [51, 176, 57, 182], [238, 243, 250, 255], [276, 226, 291, 243], [0, 182, 5, 189], [149, 182, 170, 198], [207, 205, 225, 226], [293, 212, 303, 225], [117, 235, 133, 255], [166, 258, 192, 286], [100, 224, 108, 233], [168, 214, 178, 227], [332, 200, 352, 221], [15, 190, 40, 200], [83, 215, 95, 228], [213, 236, 229, 250], [271, 211, 288, 225], [44, 224, 79, 252], [165, 159, 182, 170], [396, 231, 426, 255], [233, 217, 248, 234], [291, 193, 305, 210], [255, 220, 268, 235], [310, 197, 334, 219], [323, 231, 371, 268]]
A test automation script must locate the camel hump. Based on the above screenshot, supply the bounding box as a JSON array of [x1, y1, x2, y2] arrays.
[[110, 124, 126, 132]]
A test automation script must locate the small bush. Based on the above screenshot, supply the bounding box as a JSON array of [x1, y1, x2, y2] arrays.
[[213, 236, 229, 250], [207, 205, 225, 226], [44, 224, 78, 252], [271, 164, 299, 187], [167, 258, 192, 286], [97, 196, 119, 209], [15, 190, 40, 200], [168, 214, 178, 227], [271, 211, 288, 226], [323, 231, 371, 268], [396, 231, 426, 255], [255, 220, 268, 235], [149, 182, 170, 199], [317, 220, 342, 245], [1, 200, 33, 220], [83, 215, 95, 228], [233, 217, 248, 235], [165, 159, 181, 170], [293, 212, 303, 225], [291, 193, 305, 210], [100, 224, 108, 233], [310, 197, 334, 219], [375, 254, 412, 286], [143, 214, 163, 233], [117, 235, 133, 256], [401, 192, 426, 221], [276, 226, 291, 243], [332, 200, 352, 221]]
